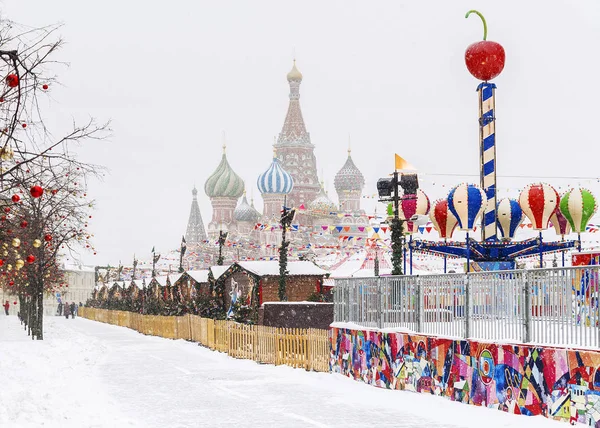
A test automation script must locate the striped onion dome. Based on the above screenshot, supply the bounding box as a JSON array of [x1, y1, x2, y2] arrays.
[[234, 193, 261, 223], [257, 157, 293, 195], [204, 150, 244, 199], [309, 183, 337, 214], [334, 150, 365, 192]]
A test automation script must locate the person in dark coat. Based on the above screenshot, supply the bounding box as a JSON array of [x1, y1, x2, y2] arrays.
[[3, 300, 9, 315], [64, 302, 70, 319], [70, 302, 76, 319], [57, 302, 63, 316]]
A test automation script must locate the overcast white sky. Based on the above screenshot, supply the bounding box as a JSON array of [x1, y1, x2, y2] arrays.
[[3, 0, 600, 266]]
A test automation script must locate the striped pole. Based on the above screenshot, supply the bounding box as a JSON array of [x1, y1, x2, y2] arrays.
[[478, 82, 497, 241]]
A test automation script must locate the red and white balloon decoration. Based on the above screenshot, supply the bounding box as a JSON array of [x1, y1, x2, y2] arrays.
[[518, 183, 559, 230], [429, 199, 458, 239]]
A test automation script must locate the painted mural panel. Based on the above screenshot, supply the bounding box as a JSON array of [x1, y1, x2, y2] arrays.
[[330, 327, 600, 426]]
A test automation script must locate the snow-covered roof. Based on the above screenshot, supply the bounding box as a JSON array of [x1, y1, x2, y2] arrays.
[[210, 265, 230, 280], [131, 280, 144, 289], [187, 270, 209, 284], [237, 261, 327, 277], [154, 276, 169, 287], [168, 273, 183, 285]]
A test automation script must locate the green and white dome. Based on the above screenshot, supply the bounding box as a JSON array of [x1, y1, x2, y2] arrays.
[[204, 149, 244, 199]]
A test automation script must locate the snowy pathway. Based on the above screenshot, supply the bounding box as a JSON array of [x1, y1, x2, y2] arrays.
[[0, 316, 565, 428]]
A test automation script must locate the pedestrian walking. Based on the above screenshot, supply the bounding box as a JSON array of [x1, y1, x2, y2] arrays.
[[70, 302, 76, 319], [64, 301, 70, 319], [3, 300, 9, 315], [57, 302, 63, 316]]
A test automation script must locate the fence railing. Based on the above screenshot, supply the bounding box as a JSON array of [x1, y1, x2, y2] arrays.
[[79, 308, 329, 372], [333, 265, 600, 348]]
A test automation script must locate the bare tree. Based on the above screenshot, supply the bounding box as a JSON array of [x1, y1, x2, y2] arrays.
[[0, 17, 109, 338]]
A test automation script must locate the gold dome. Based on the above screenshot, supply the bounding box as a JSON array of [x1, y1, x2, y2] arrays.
[[287, 60, 303, 82]]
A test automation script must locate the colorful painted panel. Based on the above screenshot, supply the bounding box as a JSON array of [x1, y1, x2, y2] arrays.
[[330, 327, 600, 426]]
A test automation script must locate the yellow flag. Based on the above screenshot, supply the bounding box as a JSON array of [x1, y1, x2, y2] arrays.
[[395, 154, 416, 171]]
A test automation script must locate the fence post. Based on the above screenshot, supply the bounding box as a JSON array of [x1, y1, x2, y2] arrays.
[[376, 277, 382, 329], [464, 274, 471, 339], [524, 271, 532, 343], [416, 277, 423, 333]]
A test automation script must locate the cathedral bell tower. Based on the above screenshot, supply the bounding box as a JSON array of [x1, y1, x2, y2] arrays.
[[273, 61, 320, 209]]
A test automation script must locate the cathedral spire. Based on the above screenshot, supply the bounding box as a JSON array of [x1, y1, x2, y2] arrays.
[[185, 186, 207, 244], [278, 60, 310, 146], [273, 60, 320, 209]]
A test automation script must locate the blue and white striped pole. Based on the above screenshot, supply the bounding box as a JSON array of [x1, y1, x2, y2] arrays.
[[478, 82, 497, 241]]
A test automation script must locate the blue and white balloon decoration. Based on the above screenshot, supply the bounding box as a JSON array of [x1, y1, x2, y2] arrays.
[[496, 198, 523, 240], [447, 183, 487, 231]]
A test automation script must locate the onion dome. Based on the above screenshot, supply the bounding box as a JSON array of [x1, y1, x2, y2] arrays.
[[204, 146, 244, 199], [309, 183, 337, 215], [334, 149, 365, 193], [234, 192, 261, 223], [287, 60, 303, 82], [257, 156, 293, 195]]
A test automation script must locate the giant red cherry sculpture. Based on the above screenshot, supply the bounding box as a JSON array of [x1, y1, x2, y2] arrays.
[[465, 10, 505, 81]]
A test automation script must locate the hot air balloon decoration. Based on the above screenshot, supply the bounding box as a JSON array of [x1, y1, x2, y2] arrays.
[[497, 198, 523, 240], [447, 184, 487, 231], [559, 188, 597, 251], [550, 206, 571, 238], [518, 183, 559, 230], [398, 189, 430, 234], [430, 199, 458, 239]]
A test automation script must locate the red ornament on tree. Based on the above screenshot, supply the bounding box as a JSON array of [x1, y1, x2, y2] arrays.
[[44, 234, 53, 242], [22, 123, 27, 129], [51, 189, 58, 195], [20, 220, 28, 228], [13, 301, 16, 305], [30, 185, 44, 198], [465, 10, 505, 81], [42, 84, 49, 90], [4, 207, 10, 213], [11, 194, 20, 203], [5, 74, 19, 88], [26, 255, 35, 263]]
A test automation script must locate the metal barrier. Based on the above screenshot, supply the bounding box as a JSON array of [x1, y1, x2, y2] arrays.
[[333, 265, 600, 347]]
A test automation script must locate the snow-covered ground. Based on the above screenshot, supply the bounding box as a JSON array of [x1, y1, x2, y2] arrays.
[[0, 316, 566, 428]]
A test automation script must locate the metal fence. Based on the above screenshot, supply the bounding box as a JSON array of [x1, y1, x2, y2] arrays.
[[333, 265, 600, 348]]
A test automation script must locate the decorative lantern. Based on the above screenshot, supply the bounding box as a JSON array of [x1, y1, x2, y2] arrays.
[[518, 183, 559, 230], [398, 189, 430, 234], [550, 197, 571, 237], [496, 198, 523, 240], [559, 188, 598, 234], [447, 183, 487, 231], [429, 199, 458, 239]]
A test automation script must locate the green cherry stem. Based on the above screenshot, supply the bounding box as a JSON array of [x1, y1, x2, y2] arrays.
[[465, 10, 487, 41]]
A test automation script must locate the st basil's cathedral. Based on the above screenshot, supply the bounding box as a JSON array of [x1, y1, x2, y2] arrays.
[[183, 61, 372, 268]]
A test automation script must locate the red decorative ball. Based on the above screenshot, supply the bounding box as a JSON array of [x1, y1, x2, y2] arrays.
[[13, 301, 16, 305], [4, 207, 10, 213], [6, 74, 19, 88], [0, 216, 6, 222], [22, 123, 27, 129], [26, 255, 35, 263], [51, 189, 58, 195], [8, 281, 14, 286], [20, 220, 28, 228], [0, 260, 4, 266], [44, 234, 52, 242], [465, 41, 505, 81], [42, 84, 48, 90], [11, 194, 20, 203], [30, 185, 44, 198]]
